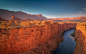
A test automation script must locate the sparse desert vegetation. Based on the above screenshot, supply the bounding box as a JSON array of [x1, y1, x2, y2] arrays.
[[70, 30, 75, 37]]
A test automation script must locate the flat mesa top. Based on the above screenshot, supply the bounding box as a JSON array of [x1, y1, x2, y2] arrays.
[[0, 21, 79, 29], [77, 22, 86, 26], [0, 21, 54, 29]]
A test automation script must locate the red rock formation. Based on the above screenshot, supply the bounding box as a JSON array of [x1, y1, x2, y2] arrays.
[[21, 23, 76, 54], [49, 17, 86, 22], [10, 16, 22, 21], [37, 14, 42, 17], [0, 22, 76, 54], [74, 23, 86, 54], [0, 9, 47, 20], [0, 17, 8, 21], [1, 9, 86, 22]]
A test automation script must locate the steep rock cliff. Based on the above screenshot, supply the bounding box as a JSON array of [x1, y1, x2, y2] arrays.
[[74, 23, 86, 54], [0, 21, 76, 54], [21, 23, 77, 54]]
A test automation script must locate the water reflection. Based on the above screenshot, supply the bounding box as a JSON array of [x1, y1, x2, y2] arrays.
[[70, 36, 75, 40], [53, 29, 76, 54]]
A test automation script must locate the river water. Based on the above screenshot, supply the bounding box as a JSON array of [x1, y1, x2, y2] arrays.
[[53, 28, 76, 54]]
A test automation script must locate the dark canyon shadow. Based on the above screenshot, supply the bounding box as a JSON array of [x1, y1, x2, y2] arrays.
[[53, 28, 76, 54]]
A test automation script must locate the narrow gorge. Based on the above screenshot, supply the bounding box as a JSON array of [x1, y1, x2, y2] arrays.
[[0, 21, 86, 54], [0, 21, 76, 54], [53, 28, 76, 54]]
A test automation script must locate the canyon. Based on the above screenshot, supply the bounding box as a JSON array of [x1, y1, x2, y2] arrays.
[[0, 9, 86, 54], [0, 20, 86, 54], [0, 21, 76, 54]]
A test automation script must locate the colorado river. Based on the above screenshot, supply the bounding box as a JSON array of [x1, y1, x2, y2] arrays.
[[53, 28, 76, 54]]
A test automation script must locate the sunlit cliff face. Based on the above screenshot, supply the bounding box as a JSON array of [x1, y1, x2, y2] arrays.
[[74, 22, 86, 54], [0, 21, 77, 54]]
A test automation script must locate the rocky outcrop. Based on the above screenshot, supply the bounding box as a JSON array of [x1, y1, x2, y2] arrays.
[[0, 9, 47, 20], [10, 16, 22, 21], [74, 23, 86, 54], [0, 21, 76, 54]]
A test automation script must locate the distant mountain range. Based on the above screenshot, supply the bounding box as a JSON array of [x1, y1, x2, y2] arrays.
[[48, 17, 86, 22], [10, 16, 44, 21], [0, 9, 47, 20], [0, 9, 86, 22]]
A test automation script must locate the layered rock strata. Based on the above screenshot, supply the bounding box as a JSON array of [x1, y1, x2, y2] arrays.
[[21, 23, 76, 54], [74, 23, 86, 54], [0, 21, 76, 54]]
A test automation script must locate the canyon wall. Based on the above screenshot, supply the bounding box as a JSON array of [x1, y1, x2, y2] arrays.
[[0, 21, 76, 54], [74, 23, 86, 54], [21, 22, 76, 54]]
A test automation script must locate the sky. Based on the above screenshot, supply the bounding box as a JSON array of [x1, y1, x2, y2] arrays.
[[0, 0, 86, 18]]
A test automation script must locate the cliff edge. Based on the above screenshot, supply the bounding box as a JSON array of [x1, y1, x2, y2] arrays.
[[0, 21, 76, 54], [74, 22, 86, 54]]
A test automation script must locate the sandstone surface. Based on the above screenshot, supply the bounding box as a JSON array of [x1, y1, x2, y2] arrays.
[[74, 22, 86, 54], [0, 21, 76, 54]]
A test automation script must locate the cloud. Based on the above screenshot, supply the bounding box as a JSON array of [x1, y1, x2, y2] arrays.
[[83, 7, 86, 9], [79, 11, 82, 13], [85, 10, 86, 12], [71, 14, 86, 17], [76, 11, 82, 14]]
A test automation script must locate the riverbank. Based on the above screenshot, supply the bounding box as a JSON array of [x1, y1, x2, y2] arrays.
[[21, 28, 76, 54], [70, 30, 75, 37], [21, 33, 64, 54], [53, 28, 76, 54]]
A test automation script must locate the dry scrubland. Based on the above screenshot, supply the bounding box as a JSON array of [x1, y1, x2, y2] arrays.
[[0, 21, 80, 29], [0, 21, 54, 29], [0, 21, 77, 54]]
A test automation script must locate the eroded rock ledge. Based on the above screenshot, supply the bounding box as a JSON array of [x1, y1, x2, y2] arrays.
[[0, 21, 76, 54], [74, 22, 86, 54]]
